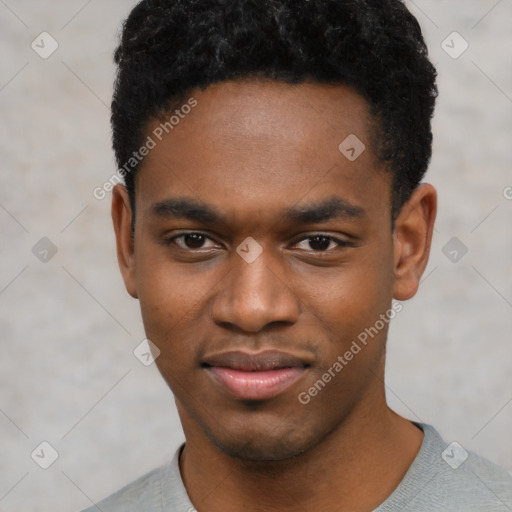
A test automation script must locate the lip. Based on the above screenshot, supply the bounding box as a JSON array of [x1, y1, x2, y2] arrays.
[[202, 350, 311, 401]]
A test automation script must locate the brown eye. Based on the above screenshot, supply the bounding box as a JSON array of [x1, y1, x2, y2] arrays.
[[307, 236, 332, 251], [294, 235, 347, 252], [182, 233, 206, 249], [170, 232, 218, 250]]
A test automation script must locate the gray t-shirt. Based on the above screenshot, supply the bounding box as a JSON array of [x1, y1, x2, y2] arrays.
[[81, 423, 512, 511]]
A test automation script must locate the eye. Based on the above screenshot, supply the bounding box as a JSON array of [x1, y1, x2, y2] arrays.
[[293, 234, 349, 252], [169, 232, 219, 250]]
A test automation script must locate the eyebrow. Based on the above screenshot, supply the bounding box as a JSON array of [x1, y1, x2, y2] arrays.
[[149, 196, 365, 225], [285, 196, 365, 223], [151, 197, 221, 224]]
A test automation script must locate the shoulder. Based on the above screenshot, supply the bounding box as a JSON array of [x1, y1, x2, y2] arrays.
[[458, 448, 512, 505], [377, 423, 512, 511], [79, 464, 165, 512], [428, 449, 512, 511], [79, 444, 192, 512]]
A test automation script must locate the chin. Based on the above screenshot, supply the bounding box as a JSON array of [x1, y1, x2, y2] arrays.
[[213, 437, 310, 462], [202, 420, 319, 462]]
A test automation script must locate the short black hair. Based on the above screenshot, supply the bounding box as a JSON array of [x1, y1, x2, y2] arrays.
[[112, 0, 437, 223]]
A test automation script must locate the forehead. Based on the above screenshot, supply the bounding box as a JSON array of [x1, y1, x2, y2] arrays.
[[136, 79, 390, 227]]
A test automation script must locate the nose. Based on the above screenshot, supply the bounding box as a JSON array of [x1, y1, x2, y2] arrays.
[[210, 246, 300, 333]]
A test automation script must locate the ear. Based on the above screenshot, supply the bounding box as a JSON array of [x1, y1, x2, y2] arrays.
[[392, 183, 437, 301], [111, 184, 138, 298]]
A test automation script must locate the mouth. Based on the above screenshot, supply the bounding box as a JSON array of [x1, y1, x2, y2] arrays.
[[202, 350, 311, 401]]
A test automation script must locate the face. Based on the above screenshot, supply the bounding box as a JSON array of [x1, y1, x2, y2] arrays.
[[113, 79, 435, 461]]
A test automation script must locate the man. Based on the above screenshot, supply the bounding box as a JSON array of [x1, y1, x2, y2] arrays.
[[83, 0, 512, 510]]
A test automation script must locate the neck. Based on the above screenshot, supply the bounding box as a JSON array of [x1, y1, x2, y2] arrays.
[[179, 400, 423, 512]]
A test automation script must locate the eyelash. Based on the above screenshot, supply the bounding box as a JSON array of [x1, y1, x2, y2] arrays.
[[164, 231, 351, 253]]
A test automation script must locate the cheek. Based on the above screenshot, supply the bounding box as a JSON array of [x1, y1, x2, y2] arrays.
[[134, 240, 227, 381], [297, 258, 393, 408], [134, 249, 196, 357], [137, 273, 185, 339], [304, 250, 394, 335], [136, 267, 201, 397], [134, 238, 212, 327]]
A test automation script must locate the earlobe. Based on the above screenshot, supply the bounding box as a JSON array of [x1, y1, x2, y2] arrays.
[[111, 184, 138, 298], [392, 183, 437, 301]]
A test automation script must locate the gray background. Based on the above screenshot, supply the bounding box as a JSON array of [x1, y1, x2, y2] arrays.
[[1, 1, 511, 511]]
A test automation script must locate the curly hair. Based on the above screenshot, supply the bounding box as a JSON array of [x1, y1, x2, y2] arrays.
[[112, 0, 437, 221]]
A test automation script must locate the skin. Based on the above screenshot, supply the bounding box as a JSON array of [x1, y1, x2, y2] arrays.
[[112, 79, 437, 512]]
